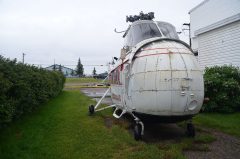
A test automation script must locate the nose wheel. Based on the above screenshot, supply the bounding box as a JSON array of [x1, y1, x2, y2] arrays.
[[89, 105, 94, 115]]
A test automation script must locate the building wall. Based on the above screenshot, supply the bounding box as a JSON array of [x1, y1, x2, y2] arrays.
[[198, 20, 240, 69], [189, 0, 240, 51], [45, 65, 75, 77]]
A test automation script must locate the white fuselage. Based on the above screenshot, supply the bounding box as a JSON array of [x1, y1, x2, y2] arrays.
[[109, 38, 204, 118]]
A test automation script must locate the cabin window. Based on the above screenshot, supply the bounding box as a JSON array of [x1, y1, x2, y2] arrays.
[[157, 22, 179, 39], [110, 67, 121, 85], [131, 23, 161, 45], [115, 70, 118, 84]]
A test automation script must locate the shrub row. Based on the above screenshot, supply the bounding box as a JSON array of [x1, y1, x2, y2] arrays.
[[0, 55, 65, 127], [203, 65, 240, 113]]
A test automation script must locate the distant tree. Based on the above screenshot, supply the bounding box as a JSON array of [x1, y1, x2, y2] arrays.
[[71, 70, 74, 76], [93, 67, 97, 75], [76, 58, 84, 77], [65, 71, 68, 76]]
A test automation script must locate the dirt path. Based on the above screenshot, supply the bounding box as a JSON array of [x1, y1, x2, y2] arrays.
[[104, 116, 240, 159], [184, 128, 240, 159]]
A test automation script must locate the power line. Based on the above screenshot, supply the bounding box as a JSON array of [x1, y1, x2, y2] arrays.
[[29, 63, 107, 67]]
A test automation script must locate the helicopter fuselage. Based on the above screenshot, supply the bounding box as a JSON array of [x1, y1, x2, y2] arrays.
[[89, 16, 203, 140], [109, 37, 204, 123]]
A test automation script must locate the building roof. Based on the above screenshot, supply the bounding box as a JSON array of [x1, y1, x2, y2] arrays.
[[45, 64, 74, 71], [189, 0, 209, 14], [195, 13, 240, 35]]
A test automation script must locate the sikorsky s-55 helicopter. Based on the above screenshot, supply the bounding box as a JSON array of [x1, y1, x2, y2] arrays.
[[89, 12, 204, 140]]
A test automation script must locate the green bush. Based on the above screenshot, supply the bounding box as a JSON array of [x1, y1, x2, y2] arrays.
[[203, 65, 240, 113], [0, 55, 65, 127]]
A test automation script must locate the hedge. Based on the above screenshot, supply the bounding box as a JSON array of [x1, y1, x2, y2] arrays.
[[0, 55, 65, 127], [203, 65, 240, 113]]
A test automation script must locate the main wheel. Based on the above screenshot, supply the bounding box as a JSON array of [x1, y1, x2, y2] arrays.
[[186, 123, 195, 137], [89, 105, 94, 115], [134, 124, 142, 140]]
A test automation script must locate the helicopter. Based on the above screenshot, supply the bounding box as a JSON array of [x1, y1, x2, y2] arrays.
[[89, 12, 204, 140]]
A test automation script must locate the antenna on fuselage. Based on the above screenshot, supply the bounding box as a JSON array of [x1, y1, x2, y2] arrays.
[[114, 28, 126, 33]]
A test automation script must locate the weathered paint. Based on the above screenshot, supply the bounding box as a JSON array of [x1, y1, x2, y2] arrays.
[[110, 38, 204, 118]]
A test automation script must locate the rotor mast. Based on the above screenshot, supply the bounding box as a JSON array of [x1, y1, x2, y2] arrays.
[[126, 11, 155, 23]]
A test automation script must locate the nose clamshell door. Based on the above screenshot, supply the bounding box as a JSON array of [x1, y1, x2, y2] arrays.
[[129, 42, 172, 115], [129, 39, 204, 116], [170, 42, 204, 115]]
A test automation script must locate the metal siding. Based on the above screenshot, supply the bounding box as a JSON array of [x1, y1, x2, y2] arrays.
[[144, 72, 156, 90], [198, 20, 240, 68], [190, 0, 240, 37], [136, 57, 147, 73], [155, 70, 171, 91]]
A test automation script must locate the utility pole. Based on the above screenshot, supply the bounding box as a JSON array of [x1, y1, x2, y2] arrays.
[[53, 59, 56, 71], [182, 23, 191, 48], [22, 53, 26, 64]]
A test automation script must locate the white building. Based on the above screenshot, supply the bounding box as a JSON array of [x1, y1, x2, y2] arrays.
[[189, 0, 240, 69], [45, 64, 75, 77]]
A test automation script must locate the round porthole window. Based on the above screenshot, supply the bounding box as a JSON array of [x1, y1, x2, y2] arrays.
[[188, 100, 198, 111]]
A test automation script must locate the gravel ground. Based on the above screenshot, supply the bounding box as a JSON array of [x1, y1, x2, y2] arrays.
[[105, 116, 240, 159], [184, 129, 240, 159], [80, 87, 112, 105]]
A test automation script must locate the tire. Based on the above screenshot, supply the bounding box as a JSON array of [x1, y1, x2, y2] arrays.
[[89, 105, 94, 115], [134, 124, 142, 140], [187, 123, 195, 137]]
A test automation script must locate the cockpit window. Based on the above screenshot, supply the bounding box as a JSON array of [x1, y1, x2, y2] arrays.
[[132, 23, 161, 45], [124, 22, 162, 47], [123, 21, 179, 48], [124, 28, 133, 48], [157, 22, 179, 39]]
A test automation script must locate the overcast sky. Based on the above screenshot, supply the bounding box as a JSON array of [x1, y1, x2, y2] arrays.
[[0, 0, 203, 74]]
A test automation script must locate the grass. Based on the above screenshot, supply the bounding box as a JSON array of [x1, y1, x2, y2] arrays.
[[193, 113, 240, 137], [65, 85, 109, 89], [1, 77, 239, 158], [66, 78, 102, 83], [194, 134, 216, 144], [64, 78, 107, 90], [0, 91, 192, 159]]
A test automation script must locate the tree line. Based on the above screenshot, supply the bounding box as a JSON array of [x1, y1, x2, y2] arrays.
[[0, 55, 65, 128], [75, 58, 97, 77]]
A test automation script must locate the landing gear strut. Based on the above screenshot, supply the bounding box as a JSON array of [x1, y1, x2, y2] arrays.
[[134, 123, 142, 140], [186, 122, 195, 137], [131, 113, 144, 140]]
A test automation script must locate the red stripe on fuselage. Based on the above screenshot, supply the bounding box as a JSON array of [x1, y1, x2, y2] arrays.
[[135, 52, 191, 58], [141, 47, 190, 52]]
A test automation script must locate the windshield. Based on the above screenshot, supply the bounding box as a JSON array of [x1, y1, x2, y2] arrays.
[[132, 23, 161, 45], [157, 22, 179, 39], [124, 22, 162, 47]]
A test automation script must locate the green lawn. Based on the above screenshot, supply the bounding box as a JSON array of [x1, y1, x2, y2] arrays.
[[193, 113, 240, 137], [64, 78, 108, 90], [1, 90, 239, 158], [66, 78, 102, 84], [0, 91, 188, 159]]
